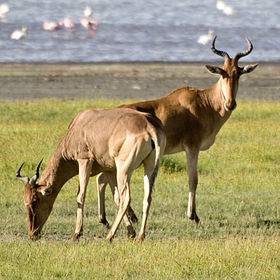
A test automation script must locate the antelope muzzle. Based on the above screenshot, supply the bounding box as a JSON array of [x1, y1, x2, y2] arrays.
[[225, 100, 237, 111]]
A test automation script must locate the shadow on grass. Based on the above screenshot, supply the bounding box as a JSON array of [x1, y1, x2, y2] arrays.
[[257, 219, 280, 229]]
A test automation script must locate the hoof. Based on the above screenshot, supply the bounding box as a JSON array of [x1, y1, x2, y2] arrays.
[[136, 234, 145, 242], [71, 232, 82, 241], [105, 234, 113, 242], [189, 212, 200, 224], [127, 225, 136, 239], [99, 218, 110, 229]]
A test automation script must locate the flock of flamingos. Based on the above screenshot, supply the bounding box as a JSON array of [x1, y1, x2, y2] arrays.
[[0, 3, 98, 40], [1, 1, 233, 43]]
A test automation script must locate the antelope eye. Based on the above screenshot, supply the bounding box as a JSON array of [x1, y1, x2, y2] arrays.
[[32, 193, 38, 202]]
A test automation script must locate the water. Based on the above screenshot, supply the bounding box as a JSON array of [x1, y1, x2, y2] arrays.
[[0, 0, 279, 62]]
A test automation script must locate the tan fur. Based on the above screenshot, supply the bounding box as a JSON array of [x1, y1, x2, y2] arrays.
[[97, 37, 258, 225], [17, 108, 166, 241]]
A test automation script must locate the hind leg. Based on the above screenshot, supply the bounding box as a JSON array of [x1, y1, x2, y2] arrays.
[[106, 169, 132, 241], [97, 172, 136, 238], [97, 172, 138, 226], [137, 153, 156, 241]]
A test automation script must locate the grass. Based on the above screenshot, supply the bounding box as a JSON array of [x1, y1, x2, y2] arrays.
[[0, 98, 280, 279], [1, 238, 280, 279]]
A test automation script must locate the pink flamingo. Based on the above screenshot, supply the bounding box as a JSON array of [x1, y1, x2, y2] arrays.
[[83, 6, 92, 18], [11, 26, 27, 40], [43, 21, 60, 31], [80, 5, 98, 30], [0, 3, 9, 18], [80, 18, 98, 30], [59, 17, 75, 28]]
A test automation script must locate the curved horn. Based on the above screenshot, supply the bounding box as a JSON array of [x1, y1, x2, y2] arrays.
[[211, 36, 230, 60], [30, 159, 43, 185], [16, 163, 30, 184], [234, 38, 253, 61]]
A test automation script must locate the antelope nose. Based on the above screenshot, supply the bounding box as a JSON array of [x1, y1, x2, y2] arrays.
[[29, 232, 41, 241], [225, 100, 237, 111]]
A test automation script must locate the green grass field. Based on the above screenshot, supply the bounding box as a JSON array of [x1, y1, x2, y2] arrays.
[[0, 99, 279, 279]]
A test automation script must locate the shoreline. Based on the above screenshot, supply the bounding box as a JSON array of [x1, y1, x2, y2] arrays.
[[0, 62, 279, 100]]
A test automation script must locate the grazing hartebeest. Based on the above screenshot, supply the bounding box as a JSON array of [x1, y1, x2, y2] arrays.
[[16, 108, 166, 241], [97, 37, 258, 226]]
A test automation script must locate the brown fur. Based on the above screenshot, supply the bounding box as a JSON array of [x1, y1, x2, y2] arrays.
[[97, 37, 258, 225], [17, 108, 166, 241]]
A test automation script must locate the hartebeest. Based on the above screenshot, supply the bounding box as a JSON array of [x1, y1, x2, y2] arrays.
[[16, 108, 166, 241], [97, 36, 258, 226]]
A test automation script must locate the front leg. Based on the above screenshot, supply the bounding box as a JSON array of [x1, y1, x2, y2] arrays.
[[72, 159, 93, 241], [185, 147, 200, 223]]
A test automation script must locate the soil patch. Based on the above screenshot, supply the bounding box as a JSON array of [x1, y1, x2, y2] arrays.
[[0, 62, 279, 100]]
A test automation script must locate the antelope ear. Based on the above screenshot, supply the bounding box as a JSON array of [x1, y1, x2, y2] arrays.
[[205, 65, 227, 77], [239, 64, 258, 75], [17, 177, 30, 184]]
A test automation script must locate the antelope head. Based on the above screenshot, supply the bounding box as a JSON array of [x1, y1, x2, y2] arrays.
[[206, 36, 258, 112], [16, 159, 52, 240]]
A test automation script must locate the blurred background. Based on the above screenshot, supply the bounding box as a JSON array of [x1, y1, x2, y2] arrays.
[[0, 0, 279, 62]]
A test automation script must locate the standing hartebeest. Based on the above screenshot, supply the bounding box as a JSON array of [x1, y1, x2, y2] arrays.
[[97, 36, 258, 226], [16, 108, 166, 241]]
